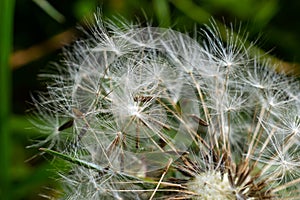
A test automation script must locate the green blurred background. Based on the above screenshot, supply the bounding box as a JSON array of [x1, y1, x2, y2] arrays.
[[1, 0, 299, 199]]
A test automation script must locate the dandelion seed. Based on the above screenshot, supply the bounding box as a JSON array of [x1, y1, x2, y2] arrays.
[[58, 119, 74, 131]]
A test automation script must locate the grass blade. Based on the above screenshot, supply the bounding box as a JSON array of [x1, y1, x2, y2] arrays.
[[0, 0, 15, 199]]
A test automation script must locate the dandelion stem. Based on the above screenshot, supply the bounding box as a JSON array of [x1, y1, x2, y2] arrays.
[[246, 107, 265, 159], [40, 148, 140, 181], [188, 71, 211, 125], [273, 177, 300, 192], [252, 127, 276, 169], [149, 158, 173, 200]]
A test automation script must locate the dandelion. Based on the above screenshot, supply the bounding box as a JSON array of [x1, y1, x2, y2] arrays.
[[30, 12, 300, 199]]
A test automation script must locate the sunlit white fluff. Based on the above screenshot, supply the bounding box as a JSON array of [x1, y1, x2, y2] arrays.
[[30, 13, 300, 199]]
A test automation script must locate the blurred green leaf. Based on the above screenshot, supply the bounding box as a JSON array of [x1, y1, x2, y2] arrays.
[[153, 0, 171, 27], [73, 0, 97, 20], [200, 0, 279, 31], [171, 0, 211, 23], [253, 0, 278, 29]]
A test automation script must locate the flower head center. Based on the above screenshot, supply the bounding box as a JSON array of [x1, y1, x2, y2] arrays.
[[188, 172, 235, 200]]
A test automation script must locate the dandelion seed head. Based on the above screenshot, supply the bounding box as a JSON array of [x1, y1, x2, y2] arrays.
[[188, 172, 235, 200], [30, 12, 300, 200]]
